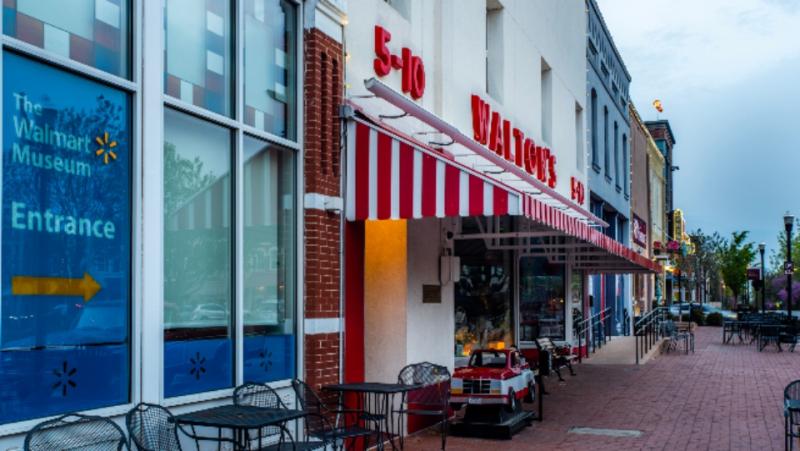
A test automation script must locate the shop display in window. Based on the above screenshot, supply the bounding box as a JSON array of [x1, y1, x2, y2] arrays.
[[454, 257, 513, 358], [519, 257, 566, 341]]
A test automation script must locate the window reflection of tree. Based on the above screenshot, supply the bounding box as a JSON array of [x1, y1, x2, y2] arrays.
[[163, 140, 230, 338]]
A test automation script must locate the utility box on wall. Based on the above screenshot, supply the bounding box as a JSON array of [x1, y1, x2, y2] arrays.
[[440, 255, 460, 285]]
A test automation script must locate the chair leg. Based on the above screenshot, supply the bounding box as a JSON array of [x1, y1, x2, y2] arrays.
[[554, 367, 565, 382], [568, 362, 576, 376], [441, 415, 447, 450]]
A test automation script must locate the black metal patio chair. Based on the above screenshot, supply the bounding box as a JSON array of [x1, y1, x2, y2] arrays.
[[785, 380, 800, 450], [126, 402, 185, 451], [760, 324, 782, 351], [24, 413, 129, 451], [292, 379, 375, 451], [660, 320, 691, 354], [396, 362, 451, 450], [235, 382, 329, 450]]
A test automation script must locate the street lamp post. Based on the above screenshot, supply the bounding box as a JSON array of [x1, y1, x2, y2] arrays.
[[759, 243, 766, 314], [785, 213, 794, 322]]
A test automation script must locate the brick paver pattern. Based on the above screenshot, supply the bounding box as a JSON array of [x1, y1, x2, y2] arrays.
[[406, 327, 794, 450]]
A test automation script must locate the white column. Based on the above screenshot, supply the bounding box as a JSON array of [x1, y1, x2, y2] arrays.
[[140, 0, 165, 403]]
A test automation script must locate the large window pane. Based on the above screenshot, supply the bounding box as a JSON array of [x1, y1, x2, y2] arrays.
[[244, 0, 296, 139], [242, 136, 295, 382], [454, 250, 513, 358], [163, 109, 232, 397], [519, 257, 565, 341], [3, 0, 130, 77], [165, 0, 232, 117], [0, 52, 131, 424]]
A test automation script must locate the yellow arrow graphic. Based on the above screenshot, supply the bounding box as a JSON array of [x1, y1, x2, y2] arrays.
[[12, 273, 101, 302]]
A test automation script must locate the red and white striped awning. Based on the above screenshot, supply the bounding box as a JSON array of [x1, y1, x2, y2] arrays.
[[522, 194, 661, 273], [346, 119, 520, 221], [344, 114, 660, 274]]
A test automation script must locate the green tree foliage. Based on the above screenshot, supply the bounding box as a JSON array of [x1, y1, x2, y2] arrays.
[[688, 230, 722, 303], [717, 231, 755, 305]]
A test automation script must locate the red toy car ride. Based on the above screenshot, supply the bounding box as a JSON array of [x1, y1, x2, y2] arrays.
[[450, 348, 535, 412]]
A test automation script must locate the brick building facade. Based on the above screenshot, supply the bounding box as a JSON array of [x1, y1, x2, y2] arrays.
[[302, 4, 346, 391]]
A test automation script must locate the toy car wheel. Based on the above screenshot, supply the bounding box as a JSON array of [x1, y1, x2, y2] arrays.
[[505, 388, 518, 413], [524, 381, 535, 403], [450, 403, 463, 411]]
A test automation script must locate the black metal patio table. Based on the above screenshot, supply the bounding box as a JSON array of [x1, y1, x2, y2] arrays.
[[173, 404, 306, 451], [324, 382, 421, 451]]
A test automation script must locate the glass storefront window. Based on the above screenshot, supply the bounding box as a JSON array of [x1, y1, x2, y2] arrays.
[[454, 251, 513, 358], [519, 257, 565, 341], [0, 51, 132, 424], [244, 0, 297, 140], [163, 109, 233, 397], [242, 136, 295, 382], [3, 0, 130, 78], [165, 0, 232, 117]]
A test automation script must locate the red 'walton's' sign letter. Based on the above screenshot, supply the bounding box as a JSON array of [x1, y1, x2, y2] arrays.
[[471, 94, 557, 189]]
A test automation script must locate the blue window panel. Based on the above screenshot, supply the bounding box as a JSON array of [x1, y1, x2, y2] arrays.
[[1, 52, 131, 424], [3, 7, 15, 36], [94, 44, 121, 79], [0, 346, 128, 425], [164, 338, 233, 398], [243, 335, 295, 383]]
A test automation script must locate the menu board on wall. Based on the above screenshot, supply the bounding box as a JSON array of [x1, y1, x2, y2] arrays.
[[0, 52, 131, 424]]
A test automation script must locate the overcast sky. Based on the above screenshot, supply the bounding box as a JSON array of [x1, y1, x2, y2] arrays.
[[599, 0, 800, 265]]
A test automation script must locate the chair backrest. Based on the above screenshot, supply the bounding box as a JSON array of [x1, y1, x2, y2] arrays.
[[126, 403, 181, 451], [535, 338, 555, 352], [762, 325, 781, 336], [786, 380, 800, 402], [397, 362, 451, 409], [234, 382, 287, 409], [291, 380, 331, 435], [25, 413, 129, 451]]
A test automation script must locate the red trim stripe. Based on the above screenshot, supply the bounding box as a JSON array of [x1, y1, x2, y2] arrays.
[[355, 123, 371, 220], [376, 132, 392, 219], [399, 143, 414, 219], [445, 164, 460, 216], [469, 176, 484, 216], [421, 154, 437, 217], [493, 186, 508, 216]]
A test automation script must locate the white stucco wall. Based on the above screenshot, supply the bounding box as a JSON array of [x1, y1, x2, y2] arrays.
[[363, 220, 408, 382], [406, 218, 456, 371], [345, 0, 588, 203], [345, 0, 589, 369]]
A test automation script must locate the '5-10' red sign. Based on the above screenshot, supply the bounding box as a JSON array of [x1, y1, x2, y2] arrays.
[[373, 25, 426, 100]]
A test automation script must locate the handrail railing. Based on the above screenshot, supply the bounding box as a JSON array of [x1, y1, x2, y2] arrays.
[[634, 306, 668, 365]]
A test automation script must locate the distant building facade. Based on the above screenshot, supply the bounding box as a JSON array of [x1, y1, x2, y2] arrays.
[[630, 104, 667, 312], [586, 0, 633, 333], [645, 120, 677, 303]]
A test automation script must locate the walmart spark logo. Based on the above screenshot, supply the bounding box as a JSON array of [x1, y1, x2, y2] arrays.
[[95, 132, 118, 164]]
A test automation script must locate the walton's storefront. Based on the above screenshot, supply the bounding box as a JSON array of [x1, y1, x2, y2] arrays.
[[340, 0, 658, 394]]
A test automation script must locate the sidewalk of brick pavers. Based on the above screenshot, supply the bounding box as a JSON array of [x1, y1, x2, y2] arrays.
[[406, 326, 797, 450]]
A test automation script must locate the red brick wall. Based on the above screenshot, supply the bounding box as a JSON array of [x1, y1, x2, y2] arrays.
[[303, 27, 344, 390], [304, 28, 343, 197], [304, 332, 341, 389], [304, 210, 341, 320]]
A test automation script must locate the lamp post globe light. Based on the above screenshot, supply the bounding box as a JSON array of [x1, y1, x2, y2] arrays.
[[785, 213, 794, 321], [759, 242, 766, 314]]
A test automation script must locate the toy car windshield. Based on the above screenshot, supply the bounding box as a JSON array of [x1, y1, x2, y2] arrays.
[[468, 351, 507, 368]]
